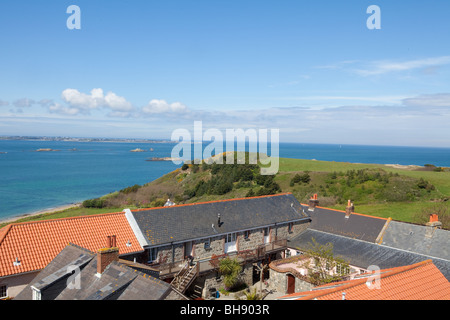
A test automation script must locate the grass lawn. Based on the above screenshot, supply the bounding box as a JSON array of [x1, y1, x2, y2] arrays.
[[279, 157, 450, 197]]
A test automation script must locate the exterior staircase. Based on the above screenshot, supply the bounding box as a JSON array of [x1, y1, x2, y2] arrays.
[[170, 260, 198, 294]]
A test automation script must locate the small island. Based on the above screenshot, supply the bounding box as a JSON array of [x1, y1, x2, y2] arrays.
[[130, 148, 146, 152], [36, 148, 60, 152], [146, 157, 181, 161]]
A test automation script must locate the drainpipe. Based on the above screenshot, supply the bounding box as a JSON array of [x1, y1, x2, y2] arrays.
[[171, 242, 175, 264]]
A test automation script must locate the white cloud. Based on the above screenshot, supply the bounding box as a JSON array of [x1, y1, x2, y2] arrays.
[[354, 56, 450, 76], [48, 102, 81, 116], [142, 99, 188, 114], [61, 88, 133, 114], [0, 100, 9, 107]]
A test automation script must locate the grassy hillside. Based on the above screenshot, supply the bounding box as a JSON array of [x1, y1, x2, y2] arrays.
[[2, 155, 449, 228]]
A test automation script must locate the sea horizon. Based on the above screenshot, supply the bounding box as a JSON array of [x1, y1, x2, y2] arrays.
[[1, 139, 450, 222]]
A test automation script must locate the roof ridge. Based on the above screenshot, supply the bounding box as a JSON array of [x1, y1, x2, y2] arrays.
[[283, 260, 436, 300], [130, 192, 294, 212], [301, 203, 388, 221], [374, 259, 433, 279], [0, 224, 13, 246]]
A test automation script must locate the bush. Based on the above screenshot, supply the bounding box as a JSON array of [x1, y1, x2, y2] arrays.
[[291, 173, 311, 185], [120, 184, 141, 194], [181, 163, 189, 171], [82, 198, 106, 208], [245, 189, 255, 197]]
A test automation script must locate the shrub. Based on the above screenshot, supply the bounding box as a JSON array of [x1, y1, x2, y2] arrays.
[[82, 198, 106, 208], [245, 189, 255, 197], [120, 184, 141, 194]]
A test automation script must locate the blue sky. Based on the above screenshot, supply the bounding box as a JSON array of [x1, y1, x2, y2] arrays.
[[1, 0, 450, 147]]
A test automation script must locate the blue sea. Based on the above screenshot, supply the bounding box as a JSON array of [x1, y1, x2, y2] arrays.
[[1, 140, 450, 221]]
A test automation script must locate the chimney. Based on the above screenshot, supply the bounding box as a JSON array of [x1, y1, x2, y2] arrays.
[[425, 214, 442, 238], [345, 200, 354, 218], [97, 235, 119, 275], [308, 194, 319, 211]]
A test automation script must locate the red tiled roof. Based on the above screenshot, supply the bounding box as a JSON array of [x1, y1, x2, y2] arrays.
[[0, 212, 144, 278], [278, 260, 450, 300]]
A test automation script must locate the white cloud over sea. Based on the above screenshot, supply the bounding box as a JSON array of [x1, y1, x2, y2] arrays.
[[2, 89, 450, 147]]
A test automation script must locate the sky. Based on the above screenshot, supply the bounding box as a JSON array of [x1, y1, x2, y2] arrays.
[[0, 0, 450, 147]]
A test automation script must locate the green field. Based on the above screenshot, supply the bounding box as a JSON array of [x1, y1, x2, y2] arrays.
[[2, 157, 449, 229], [280, 157, 450, 196]]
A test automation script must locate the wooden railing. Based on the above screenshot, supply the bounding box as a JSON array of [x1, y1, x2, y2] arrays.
[[150, 238, 287, 278]]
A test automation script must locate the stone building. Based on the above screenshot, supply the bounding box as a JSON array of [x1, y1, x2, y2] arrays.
[[123, 193, 311, 298]]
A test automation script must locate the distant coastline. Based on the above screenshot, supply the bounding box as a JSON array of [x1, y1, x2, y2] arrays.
[[0, 203, 81, 224], [0, 135, 176, 143]]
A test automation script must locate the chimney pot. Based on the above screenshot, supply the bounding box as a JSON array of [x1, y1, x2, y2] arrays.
[[345, 200, 354, 218], [308, 194, 319, 211], [429, 214, 439, 223], [426, 214, 442, 232]]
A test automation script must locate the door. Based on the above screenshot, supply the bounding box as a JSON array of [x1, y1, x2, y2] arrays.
[[224, 233, 237, 253], [185, 241, 193, 258], [287, 274, 295, 294], [264, 227, 270, 244]]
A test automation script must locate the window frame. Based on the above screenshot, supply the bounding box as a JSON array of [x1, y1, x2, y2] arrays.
[[0, 284, 7, 299]]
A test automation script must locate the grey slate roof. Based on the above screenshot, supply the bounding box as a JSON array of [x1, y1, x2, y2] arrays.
[[380, 221, 450, 261], [305, 205, 388, 242], [289, 229, 450, 281], [14, 244, 187, 300], [131, 193, 310, 247]]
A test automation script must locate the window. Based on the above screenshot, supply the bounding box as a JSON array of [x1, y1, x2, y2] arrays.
[[288, 222, 294, 233], [148, 247, 159, 263], [244, 230, 250, 240], [204, 238, 211, 250], [31, 287, 41, 300], [0, 285, 7, 299], [336, 263, 350, 275], [226, 233, 236, 243]]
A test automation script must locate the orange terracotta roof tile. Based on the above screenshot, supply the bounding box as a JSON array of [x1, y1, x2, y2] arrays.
[[0, 212, 144, 278], [278, 260, 450, 300]]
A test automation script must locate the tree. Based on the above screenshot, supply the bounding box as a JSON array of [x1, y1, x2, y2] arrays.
[[303, 238, 350, 285], [219, 258, 242, 290]]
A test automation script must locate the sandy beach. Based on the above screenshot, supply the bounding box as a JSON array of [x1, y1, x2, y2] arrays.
[[0, 203, 81, 225]]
